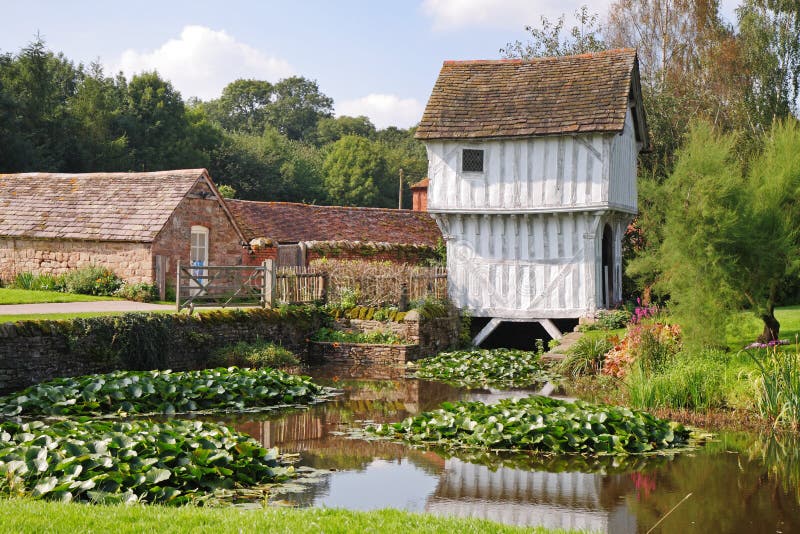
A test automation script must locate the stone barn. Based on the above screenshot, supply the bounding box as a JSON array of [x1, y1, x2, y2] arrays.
[[0, 169, 246, 298], [416, 49, 648, 340]]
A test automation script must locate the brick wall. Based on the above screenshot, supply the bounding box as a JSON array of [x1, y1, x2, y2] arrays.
[[0, 309, 323, 395], [0, 237, 153, 284], [152, 181, 244, 286]]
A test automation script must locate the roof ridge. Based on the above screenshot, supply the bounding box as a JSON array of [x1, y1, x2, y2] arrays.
[[226, 199, 425, 215], [442, 48, 636, 66]]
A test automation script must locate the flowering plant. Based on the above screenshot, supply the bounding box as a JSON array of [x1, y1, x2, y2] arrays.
[[602, 323, 682, 378]]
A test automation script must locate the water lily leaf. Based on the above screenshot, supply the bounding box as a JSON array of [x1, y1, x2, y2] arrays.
[[144, 468, 171, 485], [33, 476, 59, 496]]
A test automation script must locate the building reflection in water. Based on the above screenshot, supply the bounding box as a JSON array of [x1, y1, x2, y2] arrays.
[[426, 458, 636, 532], [226, 363, 638, 531]]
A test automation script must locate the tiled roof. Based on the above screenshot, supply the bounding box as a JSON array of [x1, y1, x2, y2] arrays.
[[411, 177, 429, 189], [226, 200, 442, 247], [416, 49, 639, 140], [0, 170, 207, 242]]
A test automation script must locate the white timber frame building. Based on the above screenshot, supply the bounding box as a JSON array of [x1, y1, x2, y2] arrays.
[[415, 49, 649, 342]]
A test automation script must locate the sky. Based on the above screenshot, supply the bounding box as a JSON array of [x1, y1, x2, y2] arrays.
[[2, 0, 739, 129]]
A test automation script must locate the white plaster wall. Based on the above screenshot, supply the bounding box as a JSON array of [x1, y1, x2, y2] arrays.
[[427, 134, 615, 213], [438, 212, 604, 318], [608, 110, 639, 212]]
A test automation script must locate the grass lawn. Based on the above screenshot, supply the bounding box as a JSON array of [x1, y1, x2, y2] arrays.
[[726, 305, 800, 350], [0, 310, 176, 324], [0, 499, 580, 534], [0, 288, 120, 305]]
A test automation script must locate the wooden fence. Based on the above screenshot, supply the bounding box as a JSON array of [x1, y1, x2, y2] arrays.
[[176, 261, 327, 311]]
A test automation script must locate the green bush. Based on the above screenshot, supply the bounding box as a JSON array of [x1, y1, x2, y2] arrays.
[[10, 272, 62, 291], [115, 282, 158, 302], [578, 309, 631, 331], [213, 340, 300, 369], [61, 265, 123, 296], [559, 337, 614, 377]]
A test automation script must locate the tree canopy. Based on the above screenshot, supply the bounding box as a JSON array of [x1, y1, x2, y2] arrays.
[[0, 38, 427, 209]]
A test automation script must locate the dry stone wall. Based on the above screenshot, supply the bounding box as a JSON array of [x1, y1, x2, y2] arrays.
[[0, 309, 322, 395]]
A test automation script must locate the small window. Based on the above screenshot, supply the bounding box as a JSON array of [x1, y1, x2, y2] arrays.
[[462, 149, 484, 173], [190, 226, 209, 267]]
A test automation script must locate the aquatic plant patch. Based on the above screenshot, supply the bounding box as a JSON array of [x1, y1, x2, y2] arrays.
[[0, 419, 294, 504], [412, 349, 559, 388], [368, 396, 693, 455], [0, 368, 331, 417]]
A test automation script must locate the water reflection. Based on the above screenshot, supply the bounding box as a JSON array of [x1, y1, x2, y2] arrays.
[[221, 363, 800, 533]]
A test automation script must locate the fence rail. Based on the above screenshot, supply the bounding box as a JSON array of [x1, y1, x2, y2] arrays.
[[176, 261, 327, 311], [176, 261, 446, 311]]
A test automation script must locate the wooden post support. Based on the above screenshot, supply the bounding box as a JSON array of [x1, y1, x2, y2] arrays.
[[262, 259, 276, 308]]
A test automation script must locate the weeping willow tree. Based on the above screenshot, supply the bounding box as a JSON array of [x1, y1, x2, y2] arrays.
[[651, 119, 800, 346]]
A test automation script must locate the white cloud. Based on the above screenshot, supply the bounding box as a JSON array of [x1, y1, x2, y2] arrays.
[[421, 0, 614, 31], [337, 94, 425, 129], [113, 25, 293, 100]]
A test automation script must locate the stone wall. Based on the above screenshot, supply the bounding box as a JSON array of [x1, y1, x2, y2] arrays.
[[0, 309, 322, 395], [0, 237, 153, 285], [152, 180, 244, 288], [308, 342, 420, 367], [344, 309, 461, 357]]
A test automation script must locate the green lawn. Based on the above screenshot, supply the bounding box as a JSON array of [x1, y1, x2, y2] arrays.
[[0, 310, 176, 324], [0, 499, 581, 534], [0, 288, 120, 304]]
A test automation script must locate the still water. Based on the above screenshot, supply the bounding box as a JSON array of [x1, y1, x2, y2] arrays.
[[222, 364, 800, 533]]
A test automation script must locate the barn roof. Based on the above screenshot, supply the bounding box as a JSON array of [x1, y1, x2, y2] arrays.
[[416, 48, 648, 147], [0, 169, 236, 243], [226, 200, 442, 248]]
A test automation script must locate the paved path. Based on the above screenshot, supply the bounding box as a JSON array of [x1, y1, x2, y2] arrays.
[[0, 301, 175, 315]]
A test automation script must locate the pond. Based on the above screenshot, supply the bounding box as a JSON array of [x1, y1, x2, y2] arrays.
[[216, 363, 800, 534]]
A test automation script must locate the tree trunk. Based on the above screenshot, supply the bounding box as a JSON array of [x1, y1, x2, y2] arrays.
[[759, 311, 780, 342]]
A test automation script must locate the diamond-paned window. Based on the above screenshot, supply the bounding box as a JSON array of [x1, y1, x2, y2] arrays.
[[462, 149, 484, 172]]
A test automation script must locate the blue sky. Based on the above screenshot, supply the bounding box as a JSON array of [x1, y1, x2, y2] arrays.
[[3, 0, 739, 128]]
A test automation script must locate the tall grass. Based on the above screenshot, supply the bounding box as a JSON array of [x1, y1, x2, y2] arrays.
[[746, 340, 800, 430], [626, 350, 739, 411]]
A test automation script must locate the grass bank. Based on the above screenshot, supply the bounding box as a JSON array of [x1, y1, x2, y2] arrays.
[[0, 499, 577, 534], [0, 310, 175, 323], [0, 288, 120, 305]]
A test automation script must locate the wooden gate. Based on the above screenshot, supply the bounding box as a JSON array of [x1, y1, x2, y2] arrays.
[[176, 260, 328, 312]]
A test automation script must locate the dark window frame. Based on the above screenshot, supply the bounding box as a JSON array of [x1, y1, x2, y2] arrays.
[[462, 148, 484, 173]]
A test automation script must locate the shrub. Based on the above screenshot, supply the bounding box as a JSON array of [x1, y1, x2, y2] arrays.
[[61, 265, 123, 296], [411, 297, 448, 319], [311, 327, 406, 344], [116, 282, 158, 302], [578, 309, 631, 331], [213, 340, 300, 369], [559, 336, 614, 377], [602, 323, 682, 378]]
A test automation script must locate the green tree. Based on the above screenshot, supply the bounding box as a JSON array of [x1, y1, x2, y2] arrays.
[[501, 5, 606, 59], [209, 128, 323, 202], [737, 1, 800, 130], [204, 79, 273, 134], [118, 72, 210, 170], [316, 115, 375, 145], [68, 63, 130, 171], [322, 135, 391, 207], [266, 76, 333, 142], [652, 120, 800, 346]]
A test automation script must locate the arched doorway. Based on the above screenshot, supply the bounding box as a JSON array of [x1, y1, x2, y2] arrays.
[[601, 224, 614, 308]]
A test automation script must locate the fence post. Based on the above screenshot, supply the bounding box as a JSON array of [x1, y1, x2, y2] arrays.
[[262, 259, 276, 308], [399, 282, 409, 312], [321, 273, 329, 304], [176, 260, 181, 311]]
